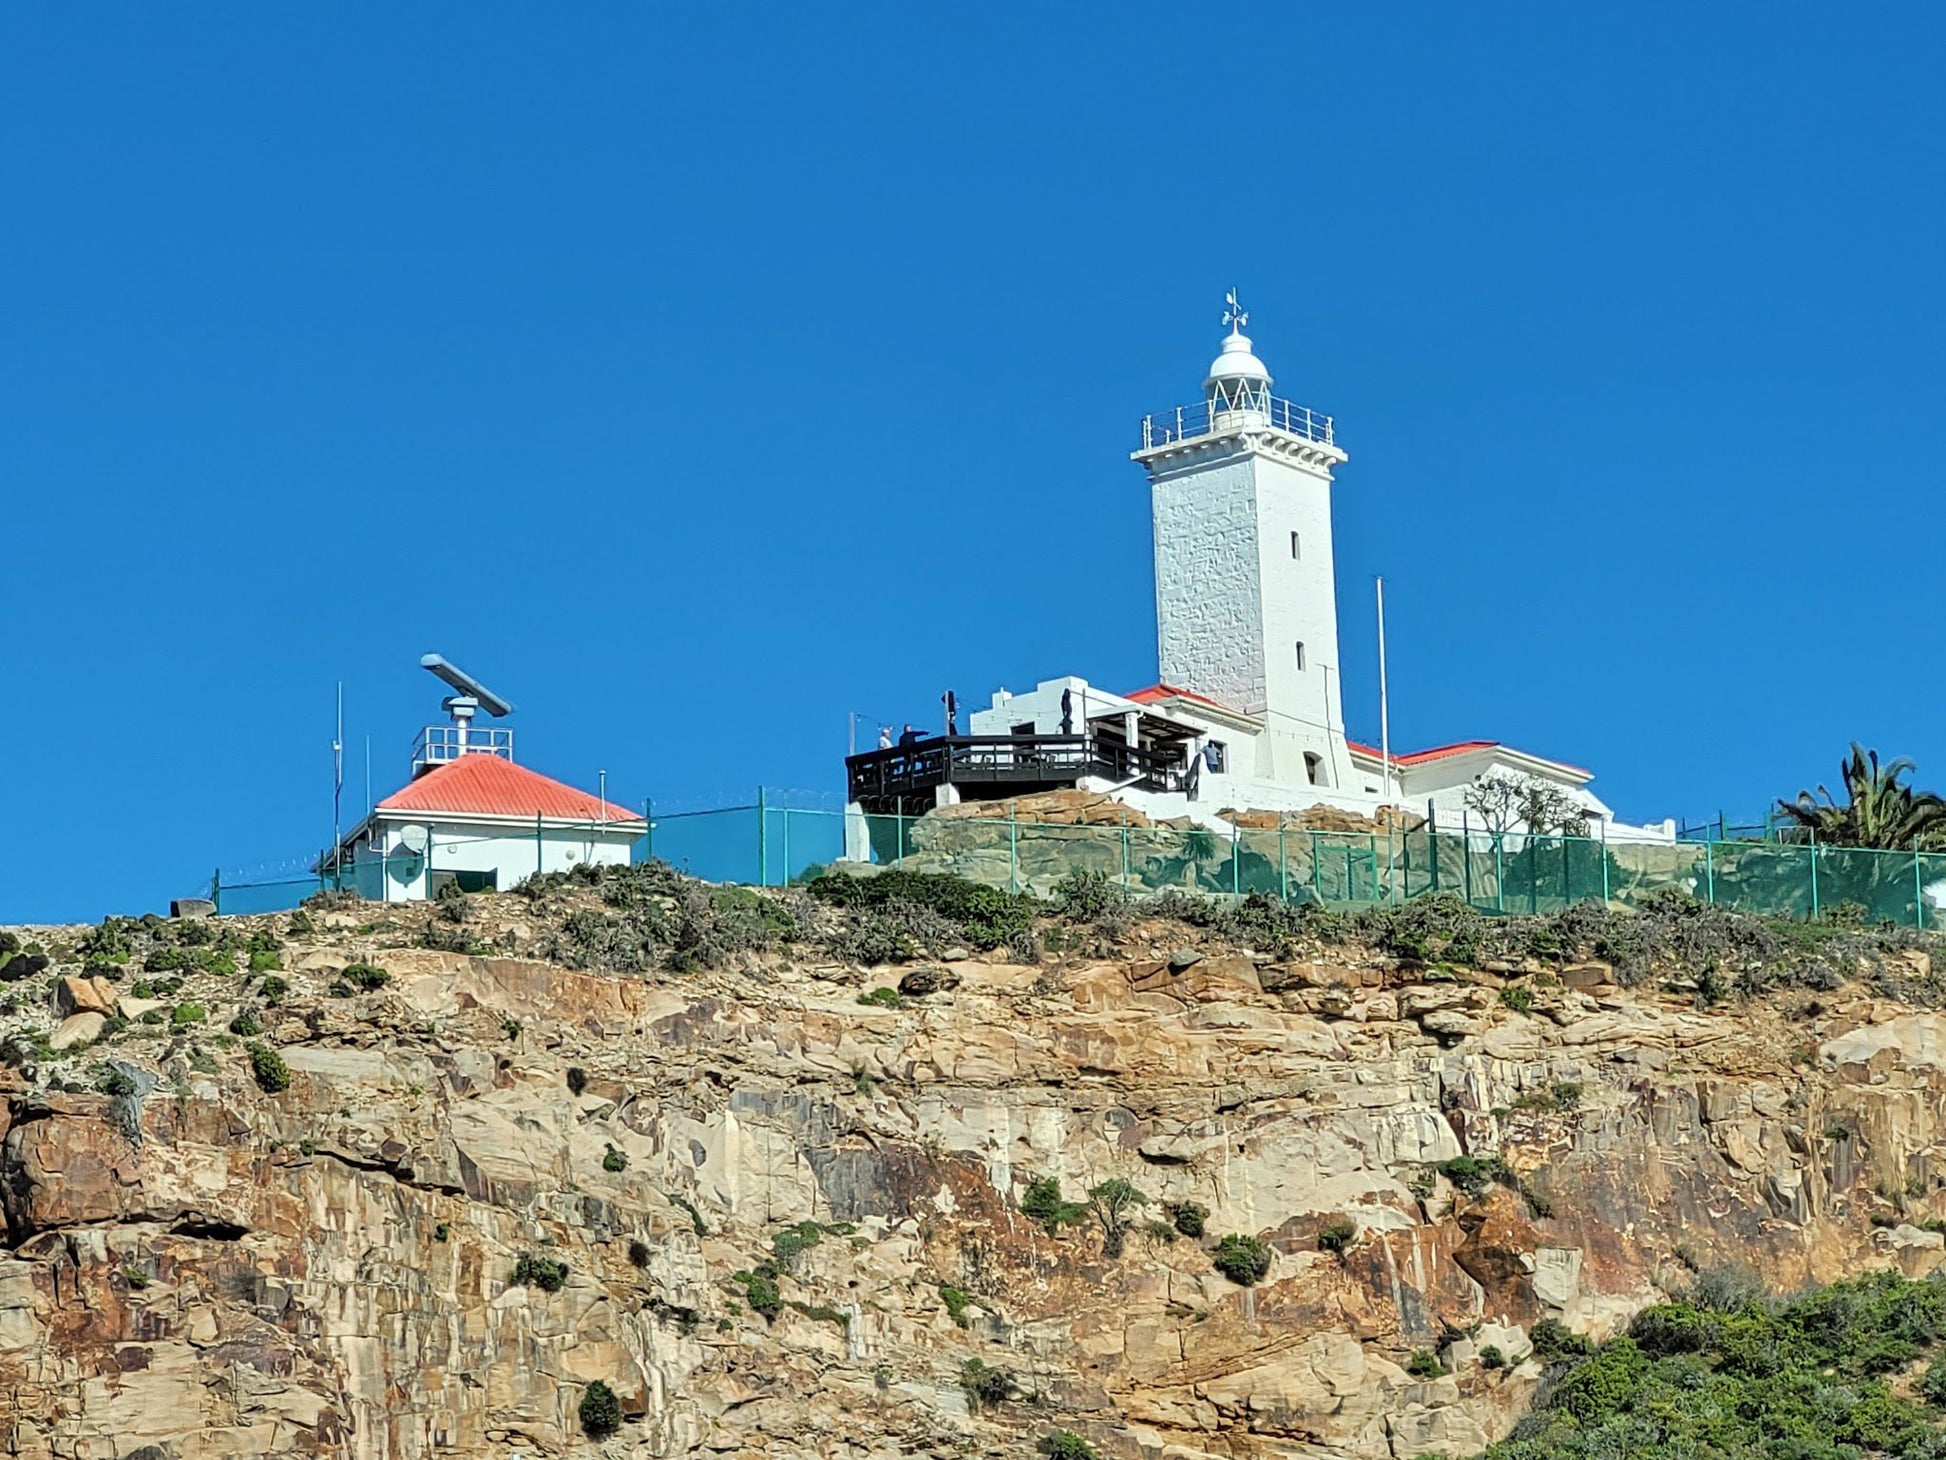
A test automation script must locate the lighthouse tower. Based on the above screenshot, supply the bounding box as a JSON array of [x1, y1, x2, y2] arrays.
[[1132, 295, 1352, 789]]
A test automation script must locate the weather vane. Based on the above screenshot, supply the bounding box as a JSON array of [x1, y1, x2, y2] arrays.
[[1223, 288, 1248, 335]]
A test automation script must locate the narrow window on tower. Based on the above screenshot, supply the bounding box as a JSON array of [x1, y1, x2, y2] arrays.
[[1290, 531, 1300, 559], [1294, 642, 1306, 672]]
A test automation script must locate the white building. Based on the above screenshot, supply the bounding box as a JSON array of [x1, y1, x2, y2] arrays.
[[850, 297, 1671, 843], [322, 688, 642, 902]]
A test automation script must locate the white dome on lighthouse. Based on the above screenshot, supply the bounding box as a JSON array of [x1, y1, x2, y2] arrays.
[[1204, 329, 1273, 391]]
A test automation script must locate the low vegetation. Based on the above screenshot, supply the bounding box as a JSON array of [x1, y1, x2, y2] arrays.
[[1210, 1233, 1273, 1286], [1478, 1270, 1946, 1460], [577, 1379, 622, 1439], [510, 1252, 569, 1293]]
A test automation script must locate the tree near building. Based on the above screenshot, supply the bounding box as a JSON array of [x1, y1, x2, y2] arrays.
[[1464, 773, 1590, 837], [1776, 744, 1946, 850]]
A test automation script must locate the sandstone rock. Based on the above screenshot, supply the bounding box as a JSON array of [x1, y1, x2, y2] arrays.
[[117, 996, 165, 1020], [48, 1011, 107, 1051], [53, 974, 117, 1018], [896, 966, 960, 998]]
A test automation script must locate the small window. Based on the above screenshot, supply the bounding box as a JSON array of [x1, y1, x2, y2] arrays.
[[1304, 752, 1323, 786], [1290, 531, 1300, 559], [1294, 642, 1306, 671], [1011, 721, 1036, 737]]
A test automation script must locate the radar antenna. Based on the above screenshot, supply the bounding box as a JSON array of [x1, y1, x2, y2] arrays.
[[417, 653, 516, 767]]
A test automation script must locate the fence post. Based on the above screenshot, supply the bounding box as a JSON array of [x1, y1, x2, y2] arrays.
[[1809, 827, 1820, 921], [1705, 840, 1715, 905], [212, 867, 222, 916], [781, 804, 791, 888], [1233, 821, 1241, 900], [1311, 830, 1322, 903], [1121, 808, 1130, 892], [1917, 840, 1926, 931], [1494, 834, 1505, 914], [1008, 800, 1018, 896], [536, 812, 543, 877], [1279, 819, 1288, 904], [1368, 833, 1377, 903], [1600, 820, 1610, 906], [643, 799, 653, 865], [896, 803, 905, 869], [1429, 805, 1440, 895], [755, 787, 769, 887]]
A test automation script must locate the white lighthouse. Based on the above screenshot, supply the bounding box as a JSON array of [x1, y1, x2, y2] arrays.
[[937, 293, 1673, 845], [1132, 293, 1353, 790]]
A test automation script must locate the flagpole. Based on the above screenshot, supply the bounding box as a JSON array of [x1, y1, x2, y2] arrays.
[[1376, 578, 1394, 808], [332, 681, 345, 865]]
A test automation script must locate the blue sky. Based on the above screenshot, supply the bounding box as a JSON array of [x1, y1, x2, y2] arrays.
[[4, 6, 1944, 922]]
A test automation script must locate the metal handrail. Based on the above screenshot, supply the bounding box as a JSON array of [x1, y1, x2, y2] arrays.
[[1138, 396, 1335, 451], [411, 724, 515, 771]]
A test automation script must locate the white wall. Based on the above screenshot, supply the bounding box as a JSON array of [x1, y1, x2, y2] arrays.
[[350, 816, 639, 902], [1251, 451, 1349, 787], [1150, 452, 1268, 716]]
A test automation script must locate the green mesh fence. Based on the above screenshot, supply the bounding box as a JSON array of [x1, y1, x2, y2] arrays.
[[213, 802, 1942, 928], [644, 805, 1943, 927]]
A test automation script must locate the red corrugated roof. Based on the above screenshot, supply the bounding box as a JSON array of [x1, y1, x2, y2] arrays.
[[377, 755, 643, 824], [1125, 682, 1253, 716]]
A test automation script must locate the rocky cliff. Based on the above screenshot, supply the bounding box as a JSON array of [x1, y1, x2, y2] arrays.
[[3, 876, 1946, 1460]]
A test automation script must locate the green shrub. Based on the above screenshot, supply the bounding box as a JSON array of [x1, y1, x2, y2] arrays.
[[1167, 1200, 1208, 1238], [1210, 1234, 1273, 1286], [228, 1009, 262, 1037], [511, 1252, 569, 1293], [144, 946, 192, 973], [1529, 1315, 1594, 1362], [1038, 1432, 1098, 1460], [248, 948, 282, 973], [1087, 1178, 1148, 1258], [856, 986, 902, 1008], [808, 869, 1034, 951], [200, 949, 237, 976], [1053, 869, 1127, 923], [171, 1002, 206, 1027], [342, 961, 389, 992], [247, 1043, 290, 1093], [258, 974, 288, 1004], [1437, 1155, 1512, 1199], [1020, 1177, 1087, 1235], [771, 1220, 824, 1272], [566, 1065, 588, 1095], [285, 910, 314, 936], [939, 1283, 973, 1328], [1317, 1218, 1357, 1255], [1405, 1348, 1446, 1378], [1497, 985, 1533, 1014], [732, 1265, 782, 1320], [959, 1357, 1015, 1411], [1479, 1343, 1506, 1370], [602, 1145, 629, 1173], [578, 1379, 622, 1438]]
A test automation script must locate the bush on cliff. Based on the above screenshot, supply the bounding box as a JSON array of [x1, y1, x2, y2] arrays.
[[247, 1043, 290, 1094], [1478, 1270, 1946, 1459], [808, 870, 1033, 951], [1210, 1234, 1274, 1286], [511, 1252, 569, 1293], [578, 1379, 622, 1438]]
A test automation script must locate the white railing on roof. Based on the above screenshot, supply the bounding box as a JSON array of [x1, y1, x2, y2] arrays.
[[1138, 397, 1335, 451], [412, 724, 514, 774]]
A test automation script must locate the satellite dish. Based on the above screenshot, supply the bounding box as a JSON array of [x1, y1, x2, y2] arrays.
[[398, 825, 430, 856], [420, 654, 515, 718]]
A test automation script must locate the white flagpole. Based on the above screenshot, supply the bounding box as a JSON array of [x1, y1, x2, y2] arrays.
[[1376, 578, 1394, 808]]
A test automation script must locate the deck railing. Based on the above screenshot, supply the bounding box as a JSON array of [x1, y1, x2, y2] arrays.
[[1138, 397, 1335, 451]]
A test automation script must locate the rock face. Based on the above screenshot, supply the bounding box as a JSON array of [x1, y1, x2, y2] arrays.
[[4, 911, 1946, 1459]]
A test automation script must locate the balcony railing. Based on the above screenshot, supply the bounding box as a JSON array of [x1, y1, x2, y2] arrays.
[[412, 724, 514, 775], [1138, 396, 1335, 451], [845, 734, 1187, 806]]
